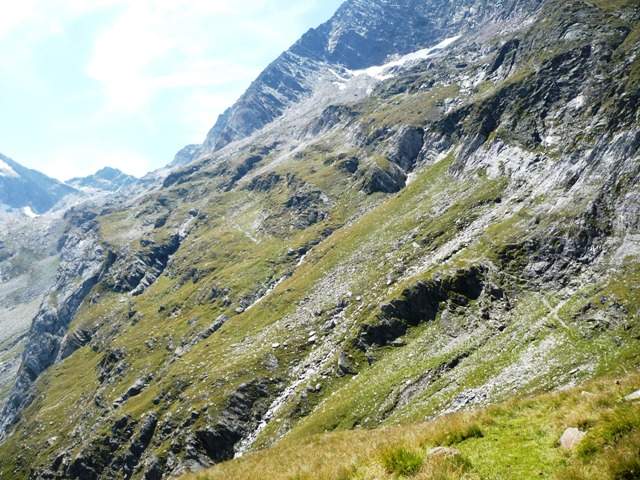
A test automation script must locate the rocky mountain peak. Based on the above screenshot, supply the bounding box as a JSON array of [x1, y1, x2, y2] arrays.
[[189, 0, 544, 158], [67, 167, 137, 193]]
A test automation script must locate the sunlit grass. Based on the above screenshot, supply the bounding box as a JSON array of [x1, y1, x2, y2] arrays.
[[182, 372, 640, 480]]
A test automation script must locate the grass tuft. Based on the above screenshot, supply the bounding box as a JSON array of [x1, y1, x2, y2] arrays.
[[380, 446, 425, 476], [577, 403, 640, 459], [416, 454, 472, 480], [605, 430, 640, 480], [427, 414, 484, 447]]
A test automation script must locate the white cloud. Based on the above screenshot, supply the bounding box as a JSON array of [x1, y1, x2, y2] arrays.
[[43, 147, 152, 181], [85, 0, 317, 115], [0, 0, 126, 84], [0, 2, 46, 33], [0, 1, 129, 39]]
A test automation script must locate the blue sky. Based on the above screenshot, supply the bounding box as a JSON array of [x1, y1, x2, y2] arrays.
[[0, 0, 345, 181]]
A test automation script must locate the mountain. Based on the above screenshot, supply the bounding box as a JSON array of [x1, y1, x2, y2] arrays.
[[67, 167, 137, 193], [177, 0, 544, 164], [0, 153, 76, 214], [1, 0, 640, 478]]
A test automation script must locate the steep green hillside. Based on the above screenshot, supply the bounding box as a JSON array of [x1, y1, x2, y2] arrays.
[[182, 373, 640, 480], [0, 0, 639, 478]]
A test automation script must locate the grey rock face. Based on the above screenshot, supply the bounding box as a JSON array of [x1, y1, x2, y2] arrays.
[[113, 375, 154, 408], [57, 411, 160, 479], [0, 214, 110, 436], [169, 144, 201, 168], [385, 126, 425, 171], [0, 211, 63, 410], [107, 234, 181, 296], [354, 267, 491, 355], [360, 162, 407, 194], [0, 192, 198, 439], [172, 379, 278, 475], [337, 350, 358, 376]]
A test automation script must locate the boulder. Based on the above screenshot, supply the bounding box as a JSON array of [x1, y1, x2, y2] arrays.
[[427, 446, 461, 457], [337, 351, 357, 376], [560, 428, 586, 451]]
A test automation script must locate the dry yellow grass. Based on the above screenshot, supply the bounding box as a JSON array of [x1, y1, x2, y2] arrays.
[[182, 411, 486, 480], [181, 372, 640, 480]]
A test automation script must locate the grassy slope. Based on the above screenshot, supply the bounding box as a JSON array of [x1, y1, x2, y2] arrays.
[[4, 137, 638, 477], [182, 373, 640, 480]]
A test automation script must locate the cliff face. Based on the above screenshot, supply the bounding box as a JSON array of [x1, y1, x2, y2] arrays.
[[0, 211, 111, 435], [0, 163, 136, 417], [0, 212, 62, 413], [1, 0, 639, 478]]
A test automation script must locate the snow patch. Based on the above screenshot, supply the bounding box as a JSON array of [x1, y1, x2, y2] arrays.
[[0, 160, 19, 178], [329, 69, 350, 82], [22, 206, 39, 218], [350, 36, 461, 80]]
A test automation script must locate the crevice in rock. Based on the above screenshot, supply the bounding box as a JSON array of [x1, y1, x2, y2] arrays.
[[179, 378, 280, 473], [384, 351, 471, 418], [108, 234, 182, 297]]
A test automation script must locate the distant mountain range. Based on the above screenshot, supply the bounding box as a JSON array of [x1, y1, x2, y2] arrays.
[[0, 153, 76, 214], [0, 154, 137, 215]]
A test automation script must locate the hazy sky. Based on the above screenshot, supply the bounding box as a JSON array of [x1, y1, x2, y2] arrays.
[[0, 0, 345, 181]]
